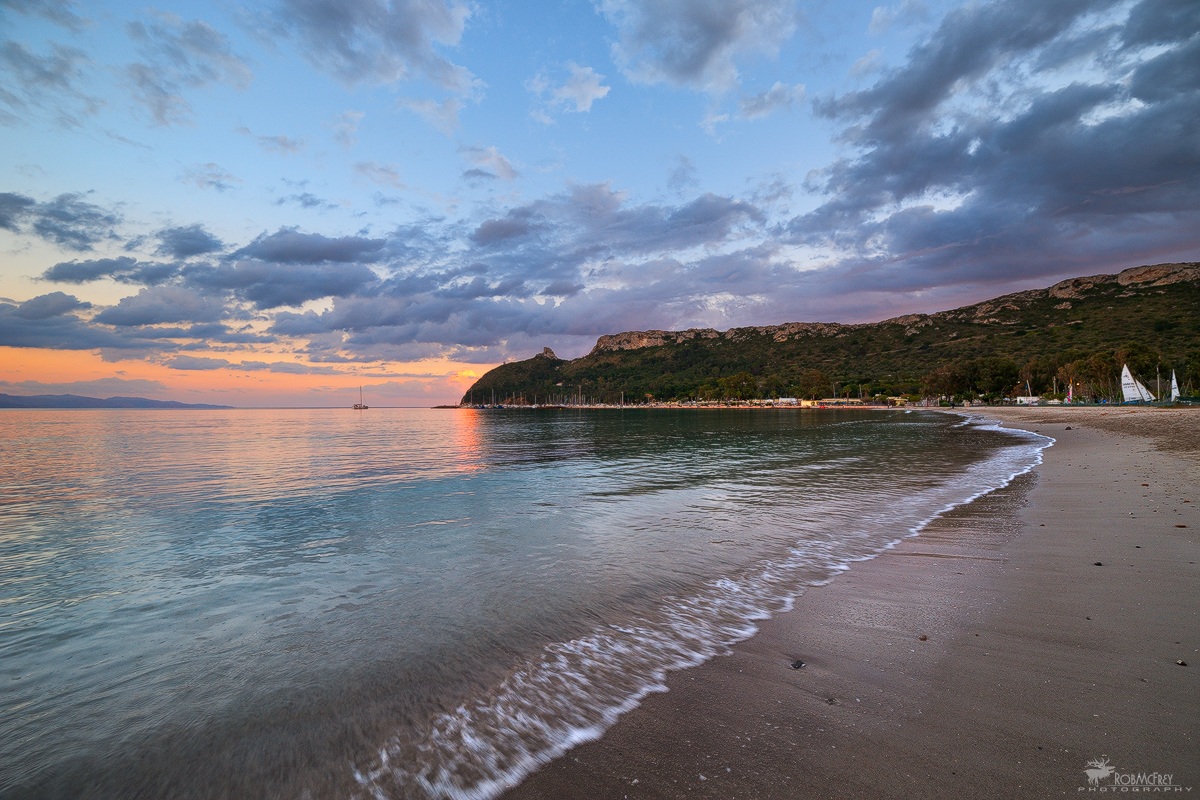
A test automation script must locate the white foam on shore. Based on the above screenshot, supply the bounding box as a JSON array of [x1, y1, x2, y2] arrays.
[[351, 414, 1053, 800]]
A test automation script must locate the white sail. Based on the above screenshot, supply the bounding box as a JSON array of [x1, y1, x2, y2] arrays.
[[1120, 364, 1155, 402], [1171, 370, 1180, 402]]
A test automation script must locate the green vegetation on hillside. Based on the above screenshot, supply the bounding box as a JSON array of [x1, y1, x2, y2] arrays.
[[463, 264, 1200, 405]]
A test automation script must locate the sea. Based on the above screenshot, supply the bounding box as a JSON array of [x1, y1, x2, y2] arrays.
[[0, 407, 1048, 799]]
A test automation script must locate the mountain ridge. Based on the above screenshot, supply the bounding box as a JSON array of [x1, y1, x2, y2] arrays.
[[463, 262, 1200, 404], [0, 393, 233, 409]]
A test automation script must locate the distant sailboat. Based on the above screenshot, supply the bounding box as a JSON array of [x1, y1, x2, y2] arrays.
[[1170, 370, 1180, 402], [353, 386, 369, 410], [1120, 364, 1155, 403]]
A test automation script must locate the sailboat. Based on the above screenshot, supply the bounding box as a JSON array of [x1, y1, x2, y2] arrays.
[[353, 386, 369, 410], [1120, 364, 1155, 403], [1170, 370, 1181, 402]]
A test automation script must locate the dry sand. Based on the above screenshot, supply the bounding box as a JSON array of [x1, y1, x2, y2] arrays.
[[505, 406, 1199, 799]]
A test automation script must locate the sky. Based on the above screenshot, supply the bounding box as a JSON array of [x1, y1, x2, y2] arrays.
[[1, 0, 1197, 407]]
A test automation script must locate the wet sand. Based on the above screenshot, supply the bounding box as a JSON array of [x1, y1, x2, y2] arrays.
[[505, 407, 1199, 798]]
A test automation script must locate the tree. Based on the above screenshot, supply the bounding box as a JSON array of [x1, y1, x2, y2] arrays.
[[795, 369, 830, 400]]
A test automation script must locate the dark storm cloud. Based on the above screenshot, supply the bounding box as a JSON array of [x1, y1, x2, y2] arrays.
[[125, 13, 253, 126], [1121, 0, 1200, 48], [814, 0, 1121, 142], [231, 227, 385, 263], [154, 224, 225, 258], [599, 0, 797, 92], [271, 0, 475, 92], [1127, 35, 1200, 103], [790, 0, 1200, 299]]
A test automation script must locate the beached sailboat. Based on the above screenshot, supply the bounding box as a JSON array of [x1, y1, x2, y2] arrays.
[[1120, 364, 1155, 403], [1170, 370, 1180, 402], [353, 386, 369, 410]]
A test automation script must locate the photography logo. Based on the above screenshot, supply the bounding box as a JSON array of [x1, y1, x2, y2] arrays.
[[1079, 756, 1192, 793]]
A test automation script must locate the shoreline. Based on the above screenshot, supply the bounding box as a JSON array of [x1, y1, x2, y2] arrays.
[[504, 407, 1199, 798]]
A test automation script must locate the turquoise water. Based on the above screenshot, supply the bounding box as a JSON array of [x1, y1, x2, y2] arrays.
[[0, 408, 1046, 798]]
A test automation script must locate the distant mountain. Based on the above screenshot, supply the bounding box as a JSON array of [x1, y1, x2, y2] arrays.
[[0, 393, 233, 409], [463, 262, 1200, 404]]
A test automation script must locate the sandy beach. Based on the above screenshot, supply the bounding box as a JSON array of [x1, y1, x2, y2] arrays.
[[505, 407, 1199, 798]]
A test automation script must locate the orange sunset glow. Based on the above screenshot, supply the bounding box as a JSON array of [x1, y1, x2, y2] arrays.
[[2, 346, 489, 407]]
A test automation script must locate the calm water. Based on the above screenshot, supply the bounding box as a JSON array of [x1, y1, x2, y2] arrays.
[[0, 408, 1047, 799]]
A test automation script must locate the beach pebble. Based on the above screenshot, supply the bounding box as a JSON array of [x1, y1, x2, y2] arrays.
[[1176, 524, 1188, 528], [1176, 660, 1188, 667], [1093, 561, 1103, 566], [918, 635, 928, 641], [1065, 426, 1072, 430], [790, 659, 805, 670]]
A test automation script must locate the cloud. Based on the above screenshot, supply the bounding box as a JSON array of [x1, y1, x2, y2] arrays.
[[125, 12, 253, 125], [43, 256, 181, 285], [0, 297, 157, 351], [0, 0, 86, 29], [166, 355, 232, 370], [470, 208, 540, 245], [599, 0, 798, 92], [1121, 0, 1200, 48], [232, 227, 385, 263], [237, 127, 305, 153], [786, 0, 1200, 300], [868, 0, 929, 35], [330, 110, 364, 148], [15, 291, 91, 319], [739, 81, 805, 119], [355, 161, 406, 188], [815, 0, 1120, 143], [155, 224, 224, 258], [0, 41, 99, 126], [187, 260, 379, 309], [276, 192, 338, 210], [459, 145, 518, 181], [248, 184, 776, 362], [0, 191, 36, 230], [529, 63, 611, 117], [667, 155, 699, 193], [2, 192, 122, 251], [181, 163, 241, 192], [398, 96, 463, 134], [94, 285, 228, 326], [851, 49, 883, 77], [272, 0, 476, 92]]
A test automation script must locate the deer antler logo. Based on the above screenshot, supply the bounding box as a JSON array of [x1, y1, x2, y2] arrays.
[[1084, 757, 1117, 786]]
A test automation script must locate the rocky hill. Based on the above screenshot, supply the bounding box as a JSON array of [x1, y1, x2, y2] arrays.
[[462, 263, 1200, 404]]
